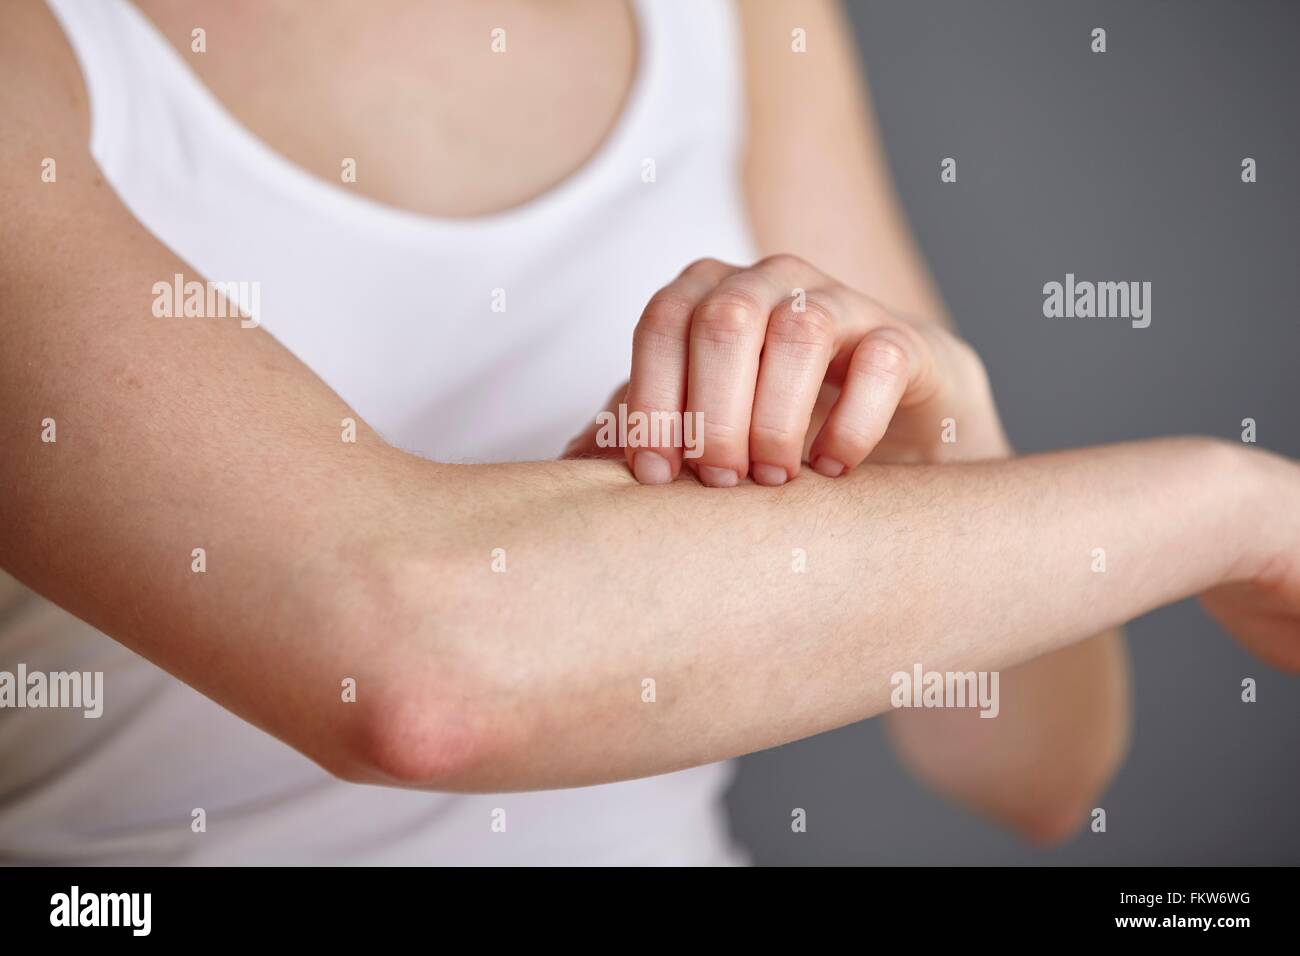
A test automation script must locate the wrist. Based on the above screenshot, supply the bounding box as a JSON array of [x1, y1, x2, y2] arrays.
[[1223, 439, 1300, 586], [941, 339, 1012, 462], [930, 374, 1013, 462]]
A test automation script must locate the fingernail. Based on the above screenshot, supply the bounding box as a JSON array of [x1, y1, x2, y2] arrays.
[[697, 465, 739, 488], [812, 456, 845, 478], [751, 463, 788, 487], [633, 451, 672, 485]]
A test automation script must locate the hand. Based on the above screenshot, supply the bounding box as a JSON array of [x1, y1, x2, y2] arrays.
[[566, 254, 1009, 483]]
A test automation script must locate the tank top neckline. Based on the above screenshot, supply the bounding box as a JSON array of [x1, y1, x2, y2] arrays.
[[106, 0, 661, 237]]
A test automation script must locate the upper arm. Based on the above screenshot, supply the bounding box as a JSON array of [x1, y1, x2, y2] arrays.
[[736, 0, 951, 327], [0, 0, 415, 780]]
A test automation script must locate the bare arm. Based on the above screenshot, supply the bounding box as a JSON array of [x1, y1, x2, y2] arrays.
[[390, 438, 1280, 791], [738, 0, 948, 324], [0, 300, 1276, 794], [3, 1, 1292, 794]]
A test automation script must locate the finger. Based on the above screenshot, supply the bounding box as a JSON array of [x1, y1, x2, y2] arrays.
[[809, 324, 934, 476], [802, 382, 840, 461], [625, 258, 740, 483], [747, 290, 839, 486], [687, 255, 820, 486]]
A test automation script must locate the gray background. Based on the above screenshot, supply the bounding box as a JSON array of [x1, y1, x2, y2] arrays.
[[725, 0, 1300, 864]]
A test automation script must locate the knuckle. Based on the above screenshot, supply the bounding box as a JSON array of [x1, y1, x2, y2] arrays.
[[825, 416, 880, 451], [700, 414, 746, 445], [750, 421, 802, 448], [681, 257, 726, 278], [632, 324, 683, 359], [692, 292, 764, 343], [768, 297, 837, 351], [628, 387, 682, 416], [756, 252, 808, 273], [854, 332, 910, 379], [636, 291, 695, 338]]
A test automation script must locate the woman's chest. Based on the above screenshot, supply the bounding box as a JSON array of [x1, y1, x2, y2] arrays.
[[131, 0, 638, 218]]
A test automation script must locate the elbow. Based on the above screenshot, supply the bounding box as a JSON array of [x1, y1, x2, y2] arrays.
[[1002, 732, 1130, 847], [321, 562, 515, 791], [345, 626, 518, 790], [328, 654, 511, 790], [350, 693, 497, 790], [303, 679, 497, 790], [1006, 798, 1101, 847], [889, 704, 1131, 848], [265, 527, 528, 791], [279, 693, 497, 792]]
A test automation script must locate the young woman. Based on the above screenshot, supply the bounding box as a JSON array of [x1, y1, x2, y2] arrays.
[[1, 0, 1296, 864]]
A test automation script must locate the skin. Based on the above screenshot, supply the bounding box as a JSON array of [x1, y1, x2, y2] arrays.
[[562, 251, 1127, 842], [606, 255, 1006, 486], [2, 0, 1296, 840]]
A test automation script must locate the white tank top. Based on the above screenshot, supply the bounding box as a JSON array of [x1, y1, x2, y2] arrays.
[[1, 0, 756, 864]]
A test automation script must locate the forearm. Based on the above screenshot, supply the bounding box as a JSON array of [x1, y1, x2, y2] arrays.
[[374, 437, 1264, 791], [879, 426, 1133, 839]]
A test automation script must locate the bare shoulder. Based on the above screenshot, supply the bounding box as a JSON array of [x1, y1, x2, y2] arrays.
[[0, 0, 101, 265], [0, 0, 117, 286], [0, 0, 91, 152]]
